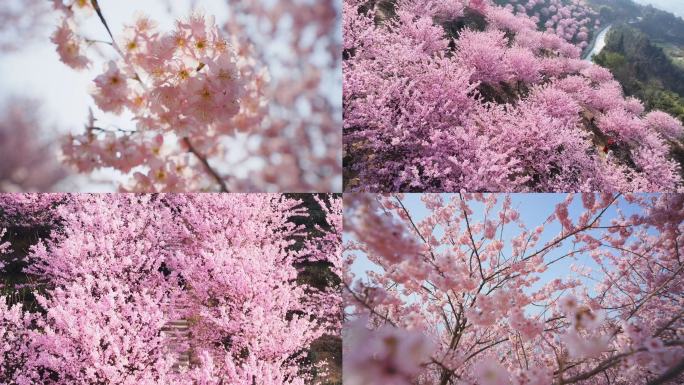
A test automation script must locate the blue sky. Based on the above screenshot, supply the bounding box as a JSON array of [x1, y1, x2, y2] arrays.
[[346, 193, 652, 315]]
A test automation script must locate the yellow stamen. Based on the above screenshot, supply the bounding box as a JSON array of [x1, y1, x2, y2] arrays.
[[133, 96, 145, 107], [215, 40, 227, 52]]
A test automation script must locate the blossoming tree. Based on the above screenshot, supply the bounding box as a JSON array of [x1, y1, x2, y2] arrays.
[[0, 0, 49, 52], [5, 0, 340, 192], [343, 0, 684, 191], [0, 99, 69, 192], [0, 193, 341, 385], [343, 193, 684, 385], [494, 0, 600, 49]]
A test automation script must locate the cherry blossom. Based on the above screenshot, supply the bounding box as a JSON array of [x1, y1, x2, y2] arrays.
[[473, 359, 511, 385], [497, 0, 599, 47], [0, 99, 69, 192], [344, 316, 435, 385], [51, 19, 90, 70], [48, 0, 341, 192]]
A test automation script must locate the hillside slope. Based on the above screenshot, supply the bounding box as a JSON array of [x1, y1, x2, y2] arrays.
[[343, 0, 684, 192]]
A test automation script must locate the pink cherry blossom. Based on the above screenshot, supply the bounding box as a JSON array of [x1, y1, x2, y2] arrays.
[[344, 316, 435, 385], [473, 359, 511, 385], [51, 19, 90, 70], [645, 110, 684, 140], [40, 0, 341, 192]]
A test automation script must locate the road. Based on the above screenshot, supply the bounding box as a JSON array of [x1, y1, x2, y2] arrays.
[[583, 25, 613, 62]]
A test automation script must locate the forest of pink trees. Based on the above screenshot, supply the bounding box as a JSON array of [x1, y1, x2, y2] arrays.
[[343, 0, 684, 192], [343, 193, 684, 385], [0, 194, 342, 384], [496, 0, 600, 48]]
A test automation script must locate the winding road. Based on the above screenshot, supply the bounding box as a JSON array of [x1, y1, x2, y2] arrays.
[[583, 24, 613, 62]]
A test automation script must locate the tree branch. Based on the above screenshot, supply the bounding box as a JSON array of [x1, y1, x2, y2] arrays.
[[646, 356, 684, 385], [182, 137, 229, 192], [90, 0, 116, 43]]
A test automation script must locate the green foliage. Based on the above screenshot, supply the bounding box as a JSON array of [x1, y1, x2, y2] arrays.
[[593, 25, 684, 123], [589, 0, 642, 22], [589, 0, 684, 43], [635, 6, 684, 45], [647, 89, 684, 122], [593, 51, 627, 72]]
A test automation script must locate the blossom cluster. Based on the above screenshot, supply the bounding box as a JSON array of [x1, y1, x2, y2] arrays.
[[343, 0, 684, 192], [51, 2, 267, 191], [221, 0, 342, 192], [0, 193, 66, 227], [344, 193, 684, 385]]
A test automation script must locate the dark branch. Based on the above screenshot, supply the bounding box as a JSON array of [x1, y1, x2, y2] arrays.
[[182, 137, 229, 192], [90, 0, 116, 43], [646, 357, 684, 385]]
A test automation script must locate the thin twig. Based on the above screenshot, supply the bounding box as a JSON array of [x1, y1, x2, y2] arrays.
[[182, 137, 229, 192], [90, 0, 116, 43]]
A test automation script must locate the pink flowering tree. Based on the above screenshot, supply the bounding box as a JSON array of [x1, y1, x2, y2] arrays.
[[343, 193, 684, 385], [494, 0, 600, 49], [0, 0, 50, 52], [45, 0, 340, 192], [0, 194, 341, 384], [0, 99, 69, 192], [343, 0, 684, 192], [220, 1, 342, 191], [0, 194, 67, 227]]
